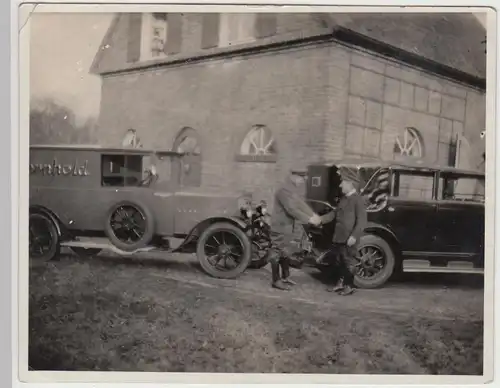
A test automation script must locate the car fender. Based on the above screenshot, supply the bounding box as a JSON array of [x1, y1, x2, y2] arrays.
[[197, 216, 249, 232], [363, 222, 401, 252], [173, 216, 250, 253], [29, 205, 63, 237]]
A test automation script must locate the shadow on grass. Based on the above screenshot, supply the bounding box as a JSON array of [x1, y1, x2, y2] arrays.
[[306, 266, 484, 290], [58, 252, 205, 275]]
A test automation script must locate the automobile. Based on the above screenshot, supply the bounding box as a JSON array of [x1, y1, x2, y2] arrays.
[[299, 159, 485, 288], [28, 144, 267, 279]]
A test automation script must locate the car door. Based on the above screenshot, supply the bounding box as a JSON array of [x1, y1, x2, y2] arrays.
[[382, 169, 439, 253], [149, 153, 177, 235], [432, 173, 485, 258]]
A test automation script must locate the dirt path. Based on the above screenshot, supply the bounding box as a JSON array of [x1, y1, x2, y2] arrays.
[[57, 251, 484, 321]]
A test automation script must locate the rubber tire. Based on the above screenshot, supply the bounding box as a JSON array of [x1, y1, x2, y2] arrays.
[[353, 234, 396, 289], [248, 242, 269, 269], [29, 212, 60, 262], [70, 247, 102, 257], [104, 200, 155, 252], [197, 222, 252, 279]]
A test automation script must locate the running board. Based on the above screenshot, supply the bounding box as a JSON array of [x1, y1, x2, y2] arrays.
[[62, 240, 158, 256], [403, 259, 484, 274], [61, 237, 186, 257]]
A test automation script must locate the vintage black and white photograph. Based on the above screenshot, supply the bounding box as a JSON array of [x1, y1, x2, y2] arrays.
[[23, 4, 493, 382]]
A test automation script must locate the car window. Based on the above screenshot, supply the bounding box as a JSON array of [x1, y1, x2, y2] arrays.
[[439, 175, 485, 203], [101, 154, 143, 187], [393, 171, 435, 201]]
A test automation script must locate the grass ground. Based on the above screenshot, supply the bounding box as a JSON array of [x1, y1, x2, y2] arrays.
[[29, 256, 484, 375]]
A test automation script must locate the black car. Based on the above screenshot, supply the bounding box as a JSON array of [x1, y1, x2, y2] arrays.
[[304, 159, 485, 288]]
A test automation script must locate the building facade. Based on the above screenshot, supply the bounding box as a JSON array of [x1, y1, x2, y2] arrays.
[[91, 12, 486, 205]]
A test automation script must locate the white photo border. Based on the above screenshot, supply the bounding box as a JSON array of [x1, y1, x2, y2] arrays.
[[10, 1, 499, 387]]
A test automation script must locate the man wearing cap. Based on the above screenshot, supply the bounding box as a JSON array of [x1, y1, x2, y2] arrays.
[[320, 169, 367, 295], [268, 169, 322, 291]]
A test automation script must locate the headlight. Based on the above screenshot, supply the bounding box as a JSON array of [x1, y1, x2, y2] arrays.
[[238, 193, 252, 210], [257, 200, 268, 215]]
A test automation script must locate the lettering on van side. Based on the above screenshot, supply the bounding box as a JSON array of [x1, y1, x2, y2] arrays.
[[29, 159, 90, 176]]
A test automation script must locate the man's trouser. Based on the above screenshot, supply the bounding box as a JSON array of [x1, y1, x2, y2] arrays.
[[268, 248, 291, 284], [268, 233, 294, 283], [334, 243, 357, 287]]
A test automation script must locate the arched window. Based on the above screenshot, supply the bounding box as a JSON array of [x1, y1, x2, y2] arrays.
[[122, 128, 142, 148], [237, 125, 277, 162], [393, 127, 424, 159], [175, 129, 201, 155]]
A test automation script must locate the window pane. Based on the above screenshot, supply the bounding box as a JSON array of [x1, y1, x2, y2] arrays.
[[440, 176, 485, 202], [240, 126, 276, 156], [125, 155, 143, 174], [152, 13, 167, 21], [101, 154, 143, 187], [396, 172, 434, 200], [177, 136, 199, 155], [102, 155, 125, 175]]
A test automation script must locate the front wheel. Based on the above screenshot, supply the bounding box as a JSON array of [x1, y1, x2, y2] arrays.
[[353, 234, 396, 289], [197, 223, 252, 279], [29, 212, 60, 262]]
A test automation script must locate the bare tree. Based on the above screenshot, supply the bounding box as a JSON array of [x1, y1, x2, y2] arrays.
[[29, 98, 97, 144]]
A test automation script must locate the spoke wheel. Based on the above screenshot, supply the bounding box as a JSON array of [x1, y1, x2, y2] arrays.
[[197, 223, 252, 279], [355, 245, 386, 279], [29, 213, 60, 262], [110, 205, 147, 244], [353, 234, 396, 289], [104, 201, 155, 252]]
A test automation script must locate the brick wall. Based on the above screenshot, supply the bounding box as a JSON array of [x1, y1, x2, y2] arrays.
[[341, 49, 485, 197], [98, 42, 351, 208], [97, 39, 485, 206], [343, 49, 484, 167]]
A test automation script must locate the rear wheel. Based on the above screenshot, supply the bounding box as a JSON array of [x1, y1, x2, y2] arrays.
[[197, 223, 252, 279], [104, 201, 155, 252], [29, 212, 60, 262], [353, 234, 395, 289]]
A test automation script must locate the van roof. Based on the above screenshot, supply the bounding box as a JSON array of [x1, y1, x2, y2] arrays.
[[30, 144, 184, 157]]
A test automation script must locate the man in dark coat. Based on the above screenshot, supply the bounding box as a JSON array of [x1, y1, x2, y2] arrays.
[[268, 169, 322, 291], [320, 171, 367, 295]]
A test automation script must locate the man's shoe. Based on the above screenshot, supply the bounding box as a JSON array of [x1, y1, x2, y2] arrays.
[[327, 285, 344, 293], [339, 286, 355, 296], [282, 277, 297, 285], [272, 280, 291, 291], [327, 279, 344, 293]]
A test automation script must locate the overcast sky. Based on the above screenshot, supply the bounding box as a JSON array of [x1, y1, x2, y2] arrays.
[[29, 12, 488, 125], [30, 13, 113, 124]]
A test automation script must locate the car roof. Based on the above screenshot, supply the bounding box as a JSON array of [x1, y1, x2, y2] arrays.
[[310, 158, 484, 177], [30, 144, 184, 157]]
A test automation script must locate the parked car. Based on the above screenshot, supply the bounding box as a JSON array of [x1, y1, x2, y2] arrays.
[[300, 159, 485, 288], [28, 144, 265, 279]]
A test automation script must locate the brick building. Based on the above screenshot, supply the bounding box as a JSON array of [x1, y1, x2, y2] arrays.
[[90, 12, 486, 205]]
